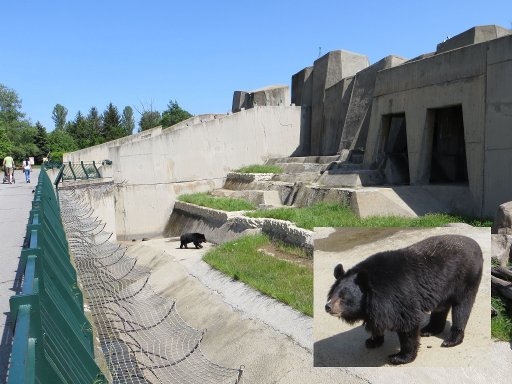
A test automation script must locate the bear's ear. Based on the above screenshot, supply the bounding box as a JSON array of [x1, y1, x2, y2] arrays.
[[334, 264, 344, 279]]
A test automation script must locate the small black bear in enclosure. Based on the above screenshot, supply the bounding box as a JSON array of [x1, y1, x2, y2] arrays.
[[180, 233, 207, 249], [325, 235, 483, 365]]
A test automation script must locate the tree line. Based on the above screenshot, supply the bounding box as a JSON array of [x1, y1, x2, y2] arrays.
[[0, 83, 192, 163]]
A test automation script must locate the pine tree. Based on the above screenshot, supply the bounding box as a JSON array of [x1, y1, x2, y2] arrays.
[[34, 121, 50, 159], [121, 106, 135, 136], [52, 104, 68, 131], [161, 100, 192, 127], [102, 102, 122, 141], [86, 107, 103, 145]]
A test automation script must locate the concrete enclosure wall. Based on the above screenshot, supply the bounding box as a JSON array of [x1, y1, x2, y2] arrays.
[[64, 106, 302, 239]]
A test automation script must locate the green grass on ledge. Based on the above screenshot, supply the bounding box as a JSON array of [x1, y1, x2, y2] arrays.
[[235, 164, 282, 173], [245, 202, 493, 230], [491, 296, 512, 341], [178, 193, 255, 211], [203, 234, 313, 316]]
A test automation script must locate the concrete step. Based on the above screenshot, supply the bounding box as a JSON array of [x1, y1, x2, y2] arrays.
[[351, 185, 476, 218], [274, 162, 326, 174], [317, 169, 385, 187], [212, 188, 283, 208], [266, 155, 340, 165], [271, 172, 321, 183]]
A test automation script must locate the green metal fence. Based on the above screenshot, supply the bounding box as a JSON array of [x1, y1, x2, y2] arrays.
[[8, 170, 107, 384], [54, 161, 101, 186]]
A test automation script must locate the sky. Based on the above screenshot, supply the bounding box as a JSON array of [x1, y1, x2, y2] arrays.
[[1, 0, 511, 131]]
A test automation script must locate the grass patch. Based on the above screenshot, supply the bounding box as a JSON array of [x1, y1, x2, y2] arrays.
[[491, 296, 512, 341], [245, 202, 492, 230], [235, 164, 282, 173], [178, 193, 255, 211], [203, 234, 313, 316], [273, 240, 310, 260]]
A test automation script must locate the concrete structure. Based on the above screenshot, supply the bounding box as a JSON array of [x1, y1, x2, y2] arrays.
[[437, 25, 511, 54], [310, 50, 369, 155], [232, 85, 290, 113], [66, 24, 512, 222], [363, 27, 512, 218], [65, 106, 302, 240], [338, 55, 407, 159]]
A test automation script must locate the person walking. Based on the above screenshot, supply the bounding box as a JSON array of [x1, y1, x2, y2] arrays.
[[23, 158, 31, 183], [3, 155, 14, 184]]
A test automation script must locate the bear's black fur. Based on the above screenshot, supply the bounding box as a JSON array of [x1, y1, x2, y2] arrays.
[[325, 234, 483, 365], [180, 233, 207, 249]]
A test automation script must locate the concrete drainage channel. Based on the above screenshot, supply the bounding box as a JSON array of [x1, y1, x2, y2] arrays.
[[60, 185, 367, 383]]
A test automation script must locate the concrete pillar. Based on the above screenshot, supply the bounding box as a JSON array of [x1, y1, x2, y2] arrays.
[[310, 50, 368, 156]]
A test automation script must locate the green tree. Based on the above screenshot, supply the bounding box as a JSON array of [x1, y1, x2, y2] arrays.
[[121, 106, 135, 136], [102, 102, 122, 141], [161, 100, 192, 127], [139, 110, 161, 132], [34, 121, 50, 161], [67, 111, 93, 149], [48, 129, 78, 153], [0, 126, 13, 160], [0, 83, 24, 127], [52, 104, 68, 131], [86, 107, 103, 145]]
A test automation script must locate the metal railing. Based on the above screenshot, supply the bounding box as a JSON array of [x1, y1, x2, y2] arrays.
[[54, 161, 101, 186], [8, 170, 107, 384]]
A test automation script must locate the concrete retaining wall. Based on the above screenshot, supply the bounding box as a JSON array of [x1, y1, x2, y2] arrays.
[[167, 201, 314, 255], [64, 106, 302, 239]]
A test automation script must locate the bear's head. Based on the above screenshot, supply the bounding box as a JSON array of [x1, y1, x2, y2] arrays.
[[325, 263, 367, 323], [198, 233, 207, 242]]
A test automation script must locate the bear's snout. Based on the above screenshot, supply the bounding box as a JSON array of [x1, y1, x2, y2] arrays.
[[325, 302, 332, 313]]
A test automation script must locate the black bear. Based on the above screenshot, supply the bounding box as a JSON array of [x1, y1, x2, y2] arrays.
[[180, 233, 207, 249], [325, 234, 483, 365]]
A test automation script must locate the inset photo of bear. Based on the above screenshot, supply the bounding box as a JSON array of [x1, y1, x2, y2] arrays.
[[313, 226, 491, 368]]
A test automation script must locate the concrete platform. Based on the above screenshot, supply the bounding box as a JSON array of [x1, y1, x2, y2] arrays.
[[0, 168, 39, 382]]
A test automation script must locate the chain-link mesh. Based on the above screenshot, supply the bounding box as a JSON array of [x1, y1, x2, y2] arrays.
[[59, 188, 244, 384]]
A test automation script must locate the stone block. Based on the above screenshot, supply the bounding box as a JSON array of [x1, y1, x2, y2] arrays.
[[491, 233, 512, 266], [492, 201, 512, 234], [322, 76, 354, 155], [437, 25, 511, 54], [232, 85, 290, 113], [310, 50, 368, 155], [291, 66, 313, 106]]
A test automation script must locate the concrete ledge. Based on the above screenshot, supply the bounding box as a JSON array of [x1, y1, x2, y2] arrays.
[[167, 202, 313, 255]]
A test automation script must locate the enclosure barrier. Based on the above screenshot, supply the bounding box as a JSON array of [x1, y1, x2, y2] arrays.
[[54, 161, 101, 186], [8, 170, 107, 384]]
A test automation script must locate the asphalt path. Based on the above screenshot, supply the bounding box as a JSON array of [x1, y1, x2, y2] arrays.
[[0, 168, 39, 382]]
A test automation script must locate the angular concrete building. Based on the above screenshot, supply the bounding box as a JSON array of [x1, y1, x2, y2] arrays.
[[363, 25, 512, 217]]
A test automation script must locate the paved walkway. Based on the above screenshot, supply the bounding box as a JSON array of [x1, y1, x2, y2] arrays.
[[0, 168, 39, 382]]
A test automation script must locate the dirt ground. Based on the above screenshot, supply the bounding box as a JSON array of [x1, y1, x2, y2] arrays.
[[314, 226, 512, 383]]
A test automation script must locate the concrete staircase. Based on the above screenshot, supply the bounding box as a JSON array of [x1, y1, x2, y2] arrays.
[[213, 156, 474, 218]]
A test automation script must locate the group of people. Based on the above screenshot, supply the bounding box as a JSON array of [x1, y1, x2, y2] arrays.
[[2, 155, 31, 184]]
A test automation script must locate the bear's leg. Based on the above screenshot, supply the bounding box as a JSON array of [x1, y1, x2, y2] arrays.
[[365, 331, 384, 349], [442, 292, 477, 347], [180, 242, 184, 249], [421, 303, 450, 336], [194, 241, 202, 249], [389, 327, 419, 365]]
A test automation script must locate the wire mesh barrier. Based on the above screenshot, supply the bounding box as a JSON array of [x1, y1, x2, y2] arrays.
[[58, 186, 244, 384], [8, 170, 107, 384]]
